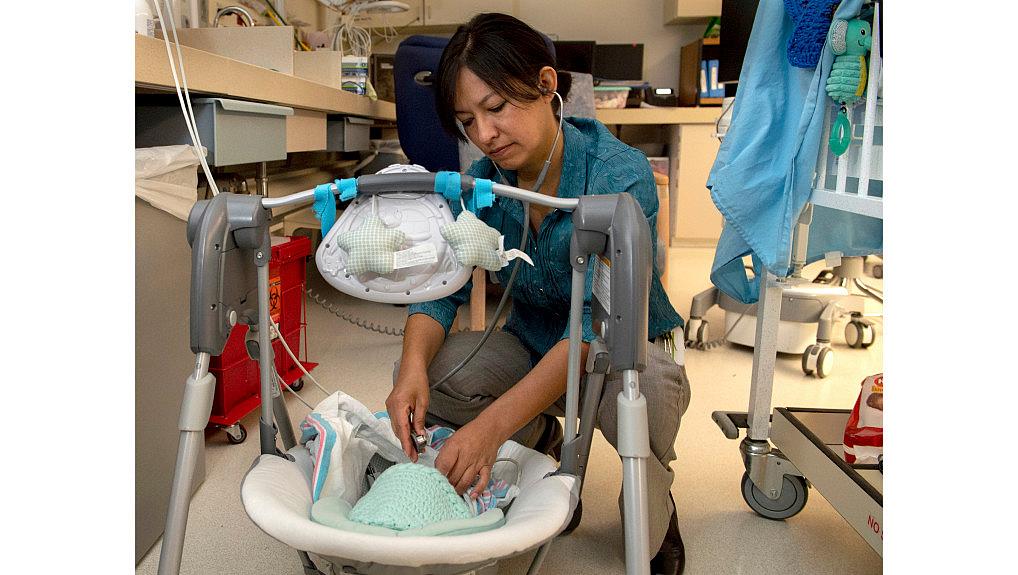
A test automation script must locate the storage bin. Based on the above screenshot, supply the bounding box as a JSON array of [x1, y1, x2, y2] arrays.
[[135, 97, 293, 166], [594, 86, 631, 109], [327, 115, 372, 152]]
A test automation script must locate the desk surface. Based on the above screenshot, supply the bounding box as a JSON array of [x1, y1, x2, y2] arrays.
[[135, 35, 396, 121], [595, 107, 721, 125], [136, 36, 724, 127]]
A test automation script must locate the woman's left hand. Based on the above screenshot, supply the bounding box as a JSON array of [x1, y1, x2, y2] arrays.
[[435, 420, 503, 497]]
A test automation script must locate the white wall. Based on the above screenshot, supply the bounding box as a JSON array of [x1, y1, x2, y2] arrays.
[[368, 1, 708, 92], [515, 1, 704, 91]]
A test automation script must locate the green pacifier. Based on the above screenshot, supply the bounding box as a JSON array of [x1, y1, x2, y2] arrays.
[[829, 107, 852, 157]]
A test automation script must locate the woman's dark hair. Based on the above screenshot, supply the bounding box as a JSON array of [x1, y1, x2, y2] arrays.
[[436, 13, 572, 141]]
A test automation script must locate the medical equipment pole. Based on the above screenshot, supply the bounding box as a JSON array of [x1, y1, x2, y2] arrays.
[[747, 272, 782, 442], [570, 193, 653, 575], [158, 353, 214, 575], [272, 380, 298, 450], [563, 267, 586, 448], [255, 253, 280, 455], [619, 370, 651, 575]]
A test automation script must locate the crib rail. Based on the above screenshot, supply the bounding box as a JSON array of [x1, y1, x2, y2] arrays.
[[811, 5, 883, 221]]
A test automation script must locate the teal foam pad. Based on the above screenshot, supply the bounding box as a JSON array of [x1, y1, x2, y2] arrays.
[[312, 497, 505, 537]]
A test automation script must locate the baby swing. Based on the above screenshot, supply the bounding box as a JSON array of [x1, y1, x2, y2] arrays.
[[158, 167, 660, 575]]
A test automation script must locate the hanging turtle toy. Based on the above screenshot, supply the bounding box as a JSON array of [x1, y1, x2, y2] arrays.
[[825, 18, 872, 156]]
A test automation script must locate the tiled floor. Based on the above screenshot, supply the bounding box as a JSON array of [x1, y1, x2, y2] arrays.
[[136, 247, 883, 574]]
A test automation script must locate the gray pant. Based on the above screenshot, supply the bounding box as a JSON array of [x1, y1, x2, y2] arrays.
[[393, 329, 691, 555]]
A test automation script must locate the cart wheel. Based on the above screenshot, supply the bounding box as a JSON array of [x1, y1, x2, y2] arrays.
[[859, 321, 876, 348], [845, 320, 876, 349], [683, 318, 702, 348], [816, 347, 833, 378], [225, 424, 247, 445], [289, 378, 305, 392], [695, 321, 710, 349], [802, 344, 834, 378], [801, 344, 819, 375], [741, 472, 809, 520]]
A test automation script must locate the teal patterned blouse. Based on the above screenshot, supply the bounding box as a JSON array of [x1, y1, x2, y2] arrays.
[[408, 117, 684, 366]]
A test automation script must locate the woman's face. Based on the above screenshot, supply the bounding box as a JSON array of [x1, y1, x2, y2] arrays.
[[453, 67, 554, 173]]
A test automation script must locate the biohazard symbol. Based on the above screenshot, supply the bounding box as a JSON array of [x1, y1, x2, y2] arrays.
[[269, 276, 282, 323]]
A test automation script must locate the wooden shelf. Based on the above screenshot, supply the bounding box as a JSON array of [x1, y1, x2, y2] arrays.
[[135, 35, 395, 121], [679, 36, 723, 107]]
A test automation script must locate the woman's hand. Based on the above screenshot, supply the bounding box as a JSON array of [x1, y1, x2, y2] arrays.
[[385, 366, 430, 463], [435, 420, 503, 497]]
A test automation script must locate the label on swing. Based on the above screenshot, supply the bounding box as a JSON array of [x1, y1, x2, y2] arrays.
[[393, 243, 439, 270], [592, 255, 611, 315]]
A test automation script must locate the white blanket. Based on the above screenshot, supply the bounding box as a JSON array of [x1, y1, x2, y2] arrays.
[[299, 391, 409, 506]]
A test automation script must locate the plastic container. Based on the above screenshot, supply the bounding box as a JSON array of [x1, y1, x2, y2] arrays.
[[208, 236, 317, 430], [135, 97, 293, 166], [594, 86, 631, 109], [136, 0, 154, 36]]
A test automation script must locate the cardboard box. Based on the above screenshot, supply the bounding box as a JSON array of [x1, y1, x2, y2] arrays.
[[293, 50, 343, 89], [166, 26, 294, 74]]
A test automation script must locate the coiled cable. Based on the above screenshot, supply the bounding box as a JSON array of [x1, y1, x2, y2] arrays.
[[306, 285, 406, 336]]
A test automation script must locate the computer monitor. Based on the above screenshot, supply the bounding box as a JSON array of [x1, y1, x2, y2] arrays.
[[719, 0, 761, 85], [593, 43, 644, 81], [552, 40, 595, 75]]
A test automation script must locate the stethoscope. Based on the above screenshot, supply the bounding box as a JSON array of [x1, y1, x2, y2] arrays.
[[430, 90, 565, 389]]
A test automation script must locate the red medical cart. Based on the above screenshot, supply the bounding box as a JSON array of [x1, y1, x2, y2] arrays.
[[206, 235, 318, 444]]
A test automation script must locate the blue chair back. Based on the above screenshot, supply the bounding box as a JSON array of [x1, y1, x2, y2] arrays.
[[394, 35, 460, 172], [393, 33, 557, 173]]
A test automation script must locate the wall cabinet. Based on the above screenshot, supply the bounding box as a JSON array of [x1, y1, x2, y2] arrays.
[[664, 0, 721, 25], [673, 123, 722, 244]]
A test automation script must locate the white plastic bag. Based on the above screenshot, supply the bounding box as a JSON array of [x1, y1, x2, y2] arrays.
[[135, 145, 203, 221]]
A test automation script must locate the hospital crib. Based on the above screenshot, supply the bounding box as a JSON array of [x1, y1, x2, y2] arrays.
[[158, 171, 663, 575], [685, 34, 883, 380], [712, 0, 883, 556]]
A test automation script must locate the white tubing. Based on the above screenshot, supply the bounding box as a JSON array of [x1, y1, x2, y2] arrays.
[[150, 0, 221, 196]]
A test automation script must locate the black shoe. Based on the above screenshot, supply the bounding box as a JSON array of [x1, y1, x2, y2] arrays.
[[532, 414, 563, 459], [650, 500, 685, 575]]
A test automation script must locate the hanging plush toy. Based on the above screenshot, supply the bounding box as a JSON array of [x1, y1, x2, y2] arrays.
[[826, 18, 872, 156]]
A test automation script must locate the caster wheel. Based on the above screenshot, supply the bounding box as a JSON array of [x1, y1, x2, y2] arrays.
[[741, 471, 809, 520], [695, 321, 710, 349], [684, 318, 703, 348], [289, 378, 305, 392], [802, 344, 834, 378], [225, 423, 247, 445], [845, 321, 876, 349], [872, 264, 883, 279]]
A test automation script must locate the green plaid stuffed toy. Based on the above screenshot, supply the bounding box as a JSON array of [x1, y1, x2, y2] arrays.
[[335, 215, 407, 275], [440, 211, 504, 272]]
